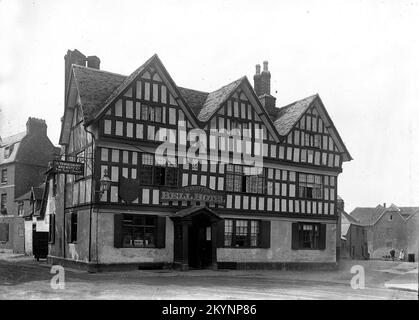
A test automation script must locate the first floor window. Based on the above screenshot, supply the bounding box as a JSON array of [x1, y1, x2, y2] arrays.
[[298, 173, 323, 199], [122, 214, 156, 248], [139, 154, 178, 187], [0, 194, 6, 213], [225, 165, 265, 194], [1, 169, 7, 183], [292, 222, 326, 250]]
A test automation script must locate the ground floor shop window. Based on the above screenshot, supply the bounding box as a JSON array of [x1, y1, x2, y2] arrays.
[[122, 214, 157, 248], [224, 219, 261, 248], [291, 222, 326, 250], [114, 214, 166, 248]]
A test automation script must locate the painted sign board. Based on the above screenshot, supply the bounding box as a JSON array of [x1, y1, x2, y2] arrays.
[[52, 160, 84, 175], [160, 186, 226, 205]]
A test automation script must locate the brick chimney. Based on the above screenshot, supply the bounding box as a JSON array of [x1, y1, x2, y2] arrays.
[[64, 49, 100, 107], [253, 64, 262, 96], [254, 60, 277, 118], [26, 117, 47, 137], [260, 61, 271, 95], [87, 55, 101, 69]]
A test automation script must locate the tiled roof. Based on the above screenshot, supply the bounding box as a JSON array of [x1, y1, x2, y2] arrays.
[[91, 54, 157, 124], [398, 207, 419, 220], [72, 65, 126, 123], [341, 223, 351, 237], [341, 210, 361, 225], [178, 87, 209, 117], [273, 94, 318, 136], [0, 131, 26, 165], [15, 190, 32, 202], [197, 77, 245, 122], [350, 205, 386, 226], [69, 56, 348, 160]]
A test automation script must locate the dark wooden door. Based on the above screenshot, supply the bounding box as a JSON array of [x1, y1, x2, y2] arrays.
[[33, 231, 48, 260], [188, 224, 212, 269]]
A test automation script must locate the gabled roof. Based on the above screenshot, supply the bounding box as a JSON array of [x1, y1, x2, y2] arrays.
[[350, 204, 419, 226], [350, 205, 386, 226], [195, 77, 244, 122], [65, 52, 350, 157], [0, 131, 26, 165], [14, 184, 45, 202], [178, 87, 209, 117], [274, 94, 318, 136], [72, 65, 126, 123], [398, 207, 419, 221], [341, 210, 361, 225]]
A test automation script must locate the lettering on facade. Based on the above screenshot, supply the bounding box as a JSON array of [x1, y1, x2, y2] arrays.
[[52, 160, 84, 175], [160, 186, 226, 205]]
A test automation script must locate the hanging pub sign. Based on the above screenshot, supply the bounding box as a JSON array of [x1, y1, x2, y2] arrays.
[[160, 186, 226, 205], [52, 160, 84, 175]]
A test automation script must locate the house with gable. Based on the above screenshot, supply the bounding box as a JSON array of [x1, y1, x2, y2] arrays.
[[49, 49, 352, 271], [0, 118, 59, 253], [350, 204, 419, 260]]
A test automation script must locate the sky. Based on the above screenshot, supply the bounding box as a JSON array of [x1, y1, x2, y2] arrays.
[[0, 0, 418, 212]]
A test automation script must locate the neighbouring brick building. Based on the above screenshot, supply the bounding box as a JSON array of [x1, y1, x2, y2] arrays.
[[49, 49, 352, 271], [350, 204, 419, 261], [340, 210, 368, 260], [0, 118, 58, 253]]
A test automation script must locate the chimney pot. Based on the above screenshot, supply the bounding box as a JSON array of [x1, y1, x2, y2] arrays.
[[263, 61, 269, 71], [255, 64, 261, 75]]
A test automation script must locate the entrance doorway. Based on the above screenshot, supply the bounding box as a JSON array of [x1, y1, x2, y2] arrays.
[[172, 206, 222, 271], [188, 218, 212, 269]]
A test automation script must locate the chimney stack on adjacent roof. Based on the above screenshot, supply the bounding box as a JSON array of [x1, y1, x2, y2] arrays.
[[87, 55, 101, 69], [253, 60, 277, 118], [253, 64, 262, 96], [383, 203, 386, 208], [261, 61, 271, 95], [64, 49, 100, 108], [26, 117, 47, 137]]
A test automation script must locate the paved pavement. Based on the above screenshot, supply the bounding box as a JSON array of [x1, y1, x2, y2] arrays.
[[0, 255, 417, 300]]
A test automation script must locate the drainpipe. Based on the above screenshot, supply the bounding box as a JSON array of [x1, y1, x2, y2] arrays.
[[85, 127, 96, 268]]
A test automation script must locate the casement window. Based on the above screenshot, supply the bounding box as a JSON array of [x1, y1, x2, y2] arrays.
[[298, 173, 323, 199], [291, 222, 326, 250], [139, 154, 178, 187], [17, 202, 24, 216], [3, 144, 14, 159], [0, 223, 9, 242], [225, 164, 265, 194], [0, 194, 7, 213], [70, 212, 77, 243], [220, 219, 270, 248], [1, 169, 7, 184], [114, 214, 166, 248]]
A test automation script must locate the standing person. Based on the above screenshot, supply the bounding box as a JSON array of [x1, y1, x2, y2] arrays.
[[399, 249, 405, 261], [390, 249, 395, 261]]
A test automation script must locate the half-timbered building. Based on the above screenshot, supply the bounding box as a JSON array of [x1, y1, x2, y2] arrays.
[[49, 49, 352, 271]]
